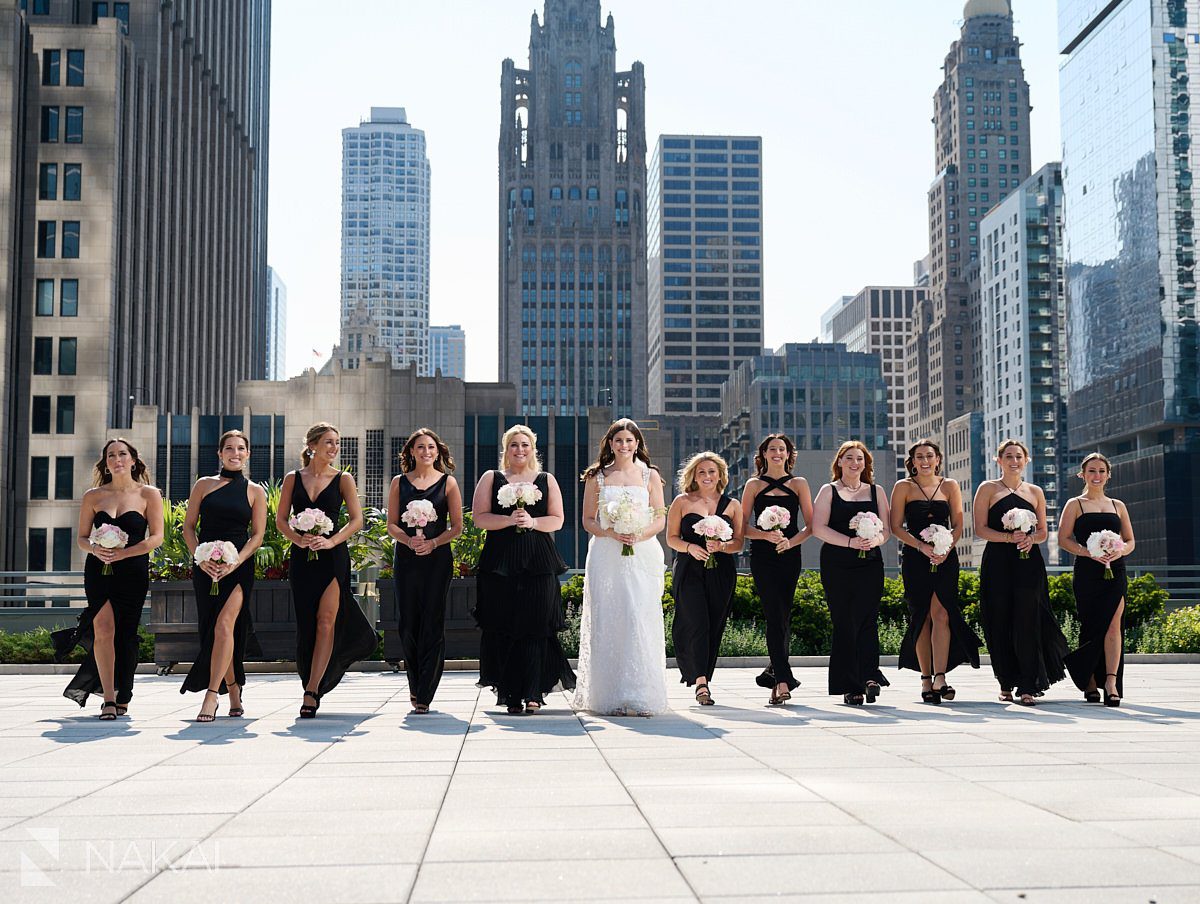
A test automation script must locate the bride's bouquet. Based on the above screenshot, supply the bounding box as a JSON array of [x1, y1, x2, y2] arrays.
[[693, 515, 733, 569], [194, 541, 240, 595], [88, 523, 129, 575], [289, 507, 335, 560], [757, 505, 792, 554], [918, 524, 954, 572], [1001, 507, 1037, 559], [1086, 529, 1126, 579], [848, 511, 884, 558], [401, 499, 438, 540], [497, 481, 542, 533], [599, 490, 655, 556]]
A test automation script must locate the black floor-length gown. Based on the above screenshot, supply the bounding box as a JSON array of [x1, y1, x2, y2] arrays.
[[672, 501, 737, 686], [750, 477, 802, 691], [181, 471, 256, 696], [473, 472, 576, 707], [978, 490, 1067, 696], [1063, 503, 1127, 697], [62, 511, 150, 707], [820, 484, 889, 696], [393, 473, 453, 707], [897, 486, 981, 675], [288, 471, 378, 697]]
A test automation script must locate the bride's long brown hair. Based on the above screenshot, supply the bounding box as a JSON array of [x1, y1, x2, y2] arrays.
[[581, 418, 657, 482]]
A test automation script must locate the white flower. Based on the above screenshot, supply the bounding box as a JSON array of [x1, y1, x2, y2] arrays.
[[1000, 508, 1037, 535], [497, 481, 542, 509], [693, 515, 733, 542], [598, 490, 654, 535], [194, 540, 239, 566], [289, 507, 333, 536], [919, 524, 954, 557], [848, 511, 885, 541], [1086, 530, 1125, 559], [89, 524, 128, 550], [401, 499, 438, 529], [757, 505, 791, 531]]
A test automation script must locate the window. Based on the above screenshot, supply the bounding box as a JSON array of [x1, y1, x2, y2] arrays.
[[42, 49, 60, 85], [53, 528, 72, 571], [33, 337, 52, 374], [32, 396, 51, 433], [61, 221, 79, 258], [55, 457, 73, 499], [36, 221, 55, 257], [40, 105, 59, 142], [66, 50, 84, 86], [60, 279, 78, 316], [28, 529, 47, 572], [32, 0, 50, 12], [56, 395, 75, 434], [92, 2, 130, 31], [38, 163, 57, 200], [58, 337, 76, 375], [30, 457, 49, 499], [65, 107, 83, 143], [36, 279, 54, 316], [63, 163, 81, 200]]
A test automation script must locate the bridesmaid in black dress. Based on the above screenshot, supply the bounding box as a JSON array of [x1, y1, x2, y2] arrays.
[[471, 424, 575, 714], [667, 452, 744, 705], [974, 439, 1068, 706], [740, 435, 812, 705], [387, 428, 463, 714], [277, 422, 378, 718], [811, 441, 890, 705], [63, 439, 164, 718], [180, 430, 267, 721], [890, 439, 980, 704], [1060, 453, 1136, 706]]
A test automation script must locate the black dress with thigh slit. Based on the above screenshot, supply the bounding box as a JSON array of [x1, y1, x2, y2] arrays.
[[1063, 503, 1127, 697]]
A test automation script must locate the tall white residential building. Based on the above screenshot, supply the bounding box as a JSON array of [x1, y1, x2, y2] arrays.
[[979, 162, 1070, 547], [266, 267, 287, 380], [429, 324, 466, 379], [340, 107, 430, 372], [647, 134, 764, 415], [826, 286, 926, 480]]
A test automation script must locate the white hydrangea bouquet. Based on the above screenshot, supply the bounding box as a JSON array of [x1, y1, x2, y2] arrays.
[[88, 523, 128, 576], [848, 511, 884, 558], [598, 489, 655, 556], [1086, 529, 1126, 579], [918, 524, 954, 572], [1001, 507, 1037, 559]]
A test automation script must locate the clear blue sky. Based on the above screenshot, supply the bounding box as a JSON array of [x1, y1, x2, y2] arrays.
[[268, 0, 1062, 381]]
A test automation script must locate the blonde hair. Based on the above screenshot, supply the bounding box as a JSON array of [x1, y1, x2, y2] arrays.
[[830, 441, 874, 484], [499, 424, 541, 473], [677, 451, 729, 494], [302, 422, 339, 466]]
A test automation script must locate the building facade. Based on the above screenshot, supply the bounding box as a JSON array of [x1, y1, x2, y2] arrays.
[[341, 107, 430, 373], [945, 409, 986, 566], [266, 266, 287, 381], [905, 0, 1032, 448], [826, 286, 926, 480], [646, 134, 764, 415], [980, 162, 1072, 555], [4, 0, 270, 572], [498, 0, 648, 417], [429, 324, 465, 379], [1059, 0, 1200, 565]]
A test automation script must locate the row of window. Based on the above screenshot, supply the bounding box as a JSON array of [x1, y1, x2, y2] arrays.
[[40, 105, 84, 143], [29, 456, 74, 500], [31, 395, 74, 434], [36, 220, 81, 258], [32, 337, 77, 375], [661, 166, 760, 178], [41, 49, 84, 86], [38, 163, 82, 200], [28, 527, 73, 572], [663, 138, 758, 151]]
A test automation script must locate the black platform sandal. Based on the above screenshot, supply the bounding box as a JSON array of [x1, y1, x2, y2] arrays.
[[920, 675, 941, 705], [694, 684, 714, 706], [299, 690, 320, 718], [865, 681, 880, 704], [933, 672, 955, 701], [99, 700, 117, 720], [1083, 688, 1101, 703], [1103, 673, 1121, 708], [843, 693, 864, 706], [114, 704, 128, 717]]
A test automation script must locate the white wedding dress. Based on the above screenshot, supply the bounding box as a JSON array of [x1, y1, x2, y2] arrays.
[[572, 467, 670, 715]]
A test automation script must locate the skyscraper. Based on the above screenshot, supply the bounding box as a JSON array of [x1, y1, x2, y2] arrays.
[[266, 267, 288, 381], [1060, 0, 1200, 565], [1, 0, 270, 570], [429, 324, 466, 379], [905, 0, 1031, 448], [341, 107, 430, 373], [646, 134, 764, 416], [498, 0, 648, 417]]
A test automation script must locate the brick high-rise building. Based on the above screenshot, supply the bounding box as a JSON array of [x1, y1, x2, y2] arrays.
[[498, 0, 648, 416], [905, 0, 1031, 448]]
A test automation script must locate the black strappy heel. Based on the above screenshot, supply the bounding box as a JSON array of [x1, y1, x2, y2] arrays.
[[694, 684, 714, 706], [865, 681, 880, 703], [920, 676, 941, 705], [933, 671, 955, 701], [299, 690, 320, 718], [99, 700, 117, 720], [1103, 673, 1121, 707]]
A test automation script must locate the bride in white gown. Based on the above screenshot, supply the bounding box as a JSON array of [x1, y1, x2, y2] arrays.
[[573, 419, 670, 716]]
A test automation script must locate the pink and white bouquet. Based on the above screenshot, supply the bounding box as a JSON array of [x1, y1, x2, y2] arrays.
[[848, 511, 885, 559], [1001, 507, 1037, 559], [401, 499, 438, 539], [194, 541, 240, 595], [598, 490, 655, 556], [289, 507, 335, 560], [693, 515, 733, 569], [919, 524, 954, 572], [89, 523, 129, 575], [497, 481, 542, 533], [757, 505, 792, 553], [1086, 529, 1126, 580]]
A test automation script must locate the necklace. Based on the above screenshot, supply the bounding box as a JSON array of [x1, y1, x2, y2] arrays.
[[838, 478, 863, 493]]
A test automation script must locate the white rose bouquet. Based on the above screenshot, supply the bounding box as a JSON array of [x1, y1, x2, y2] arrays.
[[1001, 507, 1037, 559], [848, 511, 884, 559], [194, 540, 240, 595], [497, 481, 542, 533], [918, 524, 954, 572], [289, 507, 335, 560], [693, 515, 733, 570]]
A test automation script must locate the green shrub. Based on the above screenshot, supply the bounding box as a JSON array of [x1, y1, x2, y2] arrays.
[[719, 620, 769, 657], [880, 576, 907, 624], [1048, 573, 1076, 622], [1155, 605, 1200, 653], [1124, 573, 1167, 627], [878, 620, 906, 656], [791, 572, 833, 654], [0, 624, 156, 664]]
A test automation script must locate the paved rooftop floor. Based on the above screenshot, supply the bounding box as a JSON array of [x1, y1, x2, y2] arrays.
[[2, 665, 1199, 902]]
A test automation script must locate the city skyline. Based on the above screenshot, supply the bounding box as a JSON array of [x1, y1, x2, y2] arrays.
[[268, 0, 1063, 381]]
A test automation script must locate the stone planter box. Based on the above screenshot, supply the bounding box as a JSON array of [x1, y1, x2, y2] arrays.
[[376, 576, 480, 665], [147, 580, 296, 672]]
